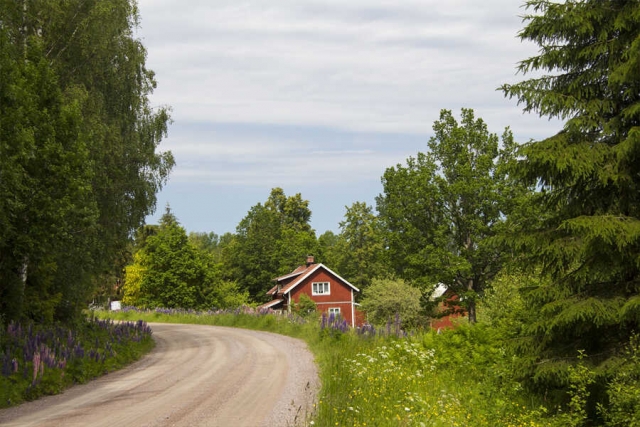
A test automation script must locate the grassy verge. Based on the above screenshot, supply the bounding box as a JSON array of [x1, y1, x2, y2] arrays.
[[96, 308, 558, 426], [0, 318, 154, 408], [315, 325, 551, 427]]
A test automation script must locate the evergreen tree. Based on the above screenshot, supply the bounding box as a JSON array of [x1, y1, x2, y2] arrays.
[[501, 0, 640, 403]]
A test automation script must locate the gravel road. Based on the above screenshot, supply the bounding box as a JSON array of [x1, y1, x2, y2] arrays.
[[0, 323, 319, 427]]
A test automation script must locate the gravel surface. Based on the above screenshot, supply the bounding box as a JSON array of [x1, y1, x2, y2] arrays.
[[0, 323, 319, 427]]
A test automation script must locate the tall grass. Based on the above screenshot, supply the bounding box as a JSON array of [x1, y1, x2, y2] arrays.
[[315, 326, 551, 426]]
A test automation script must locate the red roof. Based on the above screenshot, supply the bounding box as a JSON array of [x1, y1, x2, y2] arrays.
[[266, 284, 278, 295], [278, 263, 359, 295], [256, 298, 285, 310], [274, 265, 309, 282]]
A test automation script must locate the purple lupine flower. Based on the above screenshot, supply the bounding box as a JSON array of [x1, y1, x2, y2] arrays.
[[73, 344, 85, 359], [32, 353, 41, 384], [394, 313, 401, 336]]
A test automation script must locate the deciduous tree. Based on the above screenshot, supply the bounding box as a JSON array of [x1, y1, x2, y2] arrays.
[[359, 278, 423, 329], [377, 109, 525, 322], [334, 202, 388, 291], [224, 188, 317, 300], [0, 0, 173, 323]]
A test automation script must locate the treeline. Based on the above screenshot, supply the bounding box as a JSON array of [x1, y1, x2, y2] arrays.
[[0, 0, 173, 324], [121, 108, 525, 320]]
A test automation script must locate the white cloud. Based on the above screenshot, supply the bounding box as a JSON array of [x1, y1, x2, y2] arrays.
[[140, 0, 544, 135], [137, 0, 563, 232]]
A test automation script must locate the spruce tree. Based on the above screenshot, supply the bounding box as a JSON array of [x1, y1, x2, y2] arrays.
[[501, 0, 640, 399]]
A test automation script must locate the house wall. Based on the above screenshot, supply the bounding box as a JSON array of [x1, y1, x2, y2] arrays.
[[289, 268, 356, 326], [430, 295, 465, 331]]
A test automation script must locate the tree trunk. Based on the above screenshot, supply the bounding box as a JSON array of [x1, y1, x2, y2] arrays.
[[467, 299, 477, 323], [467, 277, 476, 323]]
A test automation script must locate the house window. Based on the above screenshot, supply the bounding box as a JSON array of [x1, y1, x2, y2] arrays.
[[312, 282, 330, 295], [328, 307, 340, 316]]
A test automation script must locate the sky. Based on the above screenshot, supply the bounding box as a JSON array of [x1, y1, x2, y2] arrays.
[[138, 0, 562, 236]]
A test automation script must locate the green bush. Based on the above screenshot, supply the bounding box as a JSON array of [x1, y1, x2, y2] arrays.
[[359, 277, 424, 329], [295, 294, 318, 319]]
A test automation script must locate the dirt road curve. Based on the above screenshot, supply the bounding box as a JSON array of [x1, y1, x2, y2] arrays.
[[0, 324, 318, 427]]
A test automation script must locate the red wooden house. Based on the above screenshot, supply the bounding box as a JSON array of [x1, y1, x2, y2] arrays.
[[257, 256, 360, 327]]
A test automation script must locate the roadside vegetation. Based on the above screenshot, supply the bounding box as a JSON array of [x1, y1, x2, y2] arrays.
[[0, 318, 154, 408], [96, 306, 639, 426]]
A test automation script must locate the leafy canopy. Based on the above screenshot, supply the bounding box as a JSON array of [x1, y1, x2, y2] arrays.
[[0, 0, 173, 323], [224, 188, 317, 301], [377, 108, 526, 322]]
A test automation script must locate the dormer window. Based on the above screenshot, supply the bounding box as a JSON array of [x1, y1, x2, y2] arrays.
[[312, 282, 330, 295]]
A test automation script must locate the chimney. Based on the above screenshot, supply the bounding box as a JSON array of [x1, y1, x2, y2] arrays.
[[306, 255, 315, 266]]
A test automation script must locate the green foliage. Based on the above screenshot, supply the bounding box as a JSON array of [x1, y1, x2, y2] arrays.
[[555, 351, 596, 427], [0, 0, 173, 324], [122, 208, 248, 310], [188, 231, 224, 262], [137, 209, 204, 309], [223, 188, 318, 300], [203, 279, 249, 310], [479, 268, 545, 336], [316, 230, 341, 267], [295, 294, 318, 318], [599, 335, 640, 426], [316, 324, 551, 427], [377, 108, 528, 322], [359, 278, 423, 329], [332, 202, 390, 292], [500, 0, 640, 410]]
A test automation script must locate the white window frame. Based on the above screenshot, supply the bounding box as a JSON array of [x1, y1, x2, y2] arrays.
[[312, 281, 330, 296], [328, 307, 340, 315]]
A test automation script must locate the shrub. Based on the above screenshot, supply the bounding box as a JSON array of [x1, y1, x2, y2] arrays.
[[359, 278, 423, 329], [295, 294, 318, 319]]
